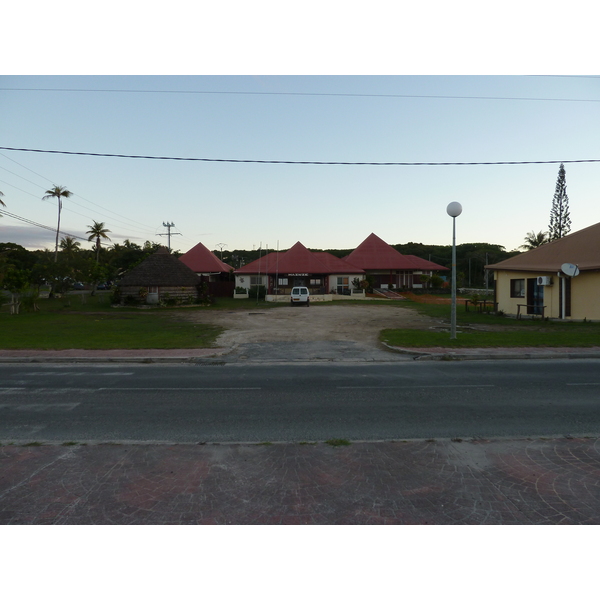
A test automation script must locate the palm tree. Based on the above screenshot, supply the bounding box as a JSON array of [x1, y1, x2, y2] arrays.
[[42, 186, 73, 262], [520, 230, 550, 251], [59, 235, 81, 257], [86, 221, 112, 262]]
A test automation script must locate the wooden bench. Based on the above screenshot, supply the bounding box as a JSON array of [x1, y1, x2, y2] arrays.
[[516, 304, 546, 319]]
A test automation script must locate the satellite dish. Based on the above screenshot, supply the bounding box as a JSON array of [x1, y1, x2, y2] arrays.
[[561, 263, 580, 277]]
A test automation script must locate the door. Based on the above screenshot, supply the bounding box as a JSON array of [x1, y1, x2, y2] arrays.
[[559, 277, 572, 318], [526, 278, 543, 315]]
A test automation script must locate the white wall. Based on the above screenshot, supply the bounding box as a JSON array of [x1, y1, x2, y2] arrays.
[[235, 274, 266, 291]]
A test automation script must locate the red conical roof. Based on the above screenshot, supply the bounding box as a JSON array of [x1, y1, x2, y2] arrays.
[[236, 242, 363, 274], [343, 233, 419, 270], [179, 241, 232, 273]]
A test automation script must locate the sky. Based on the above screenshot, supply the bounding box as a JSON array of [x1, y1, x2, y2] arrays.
[[2, 5, 599, 261]]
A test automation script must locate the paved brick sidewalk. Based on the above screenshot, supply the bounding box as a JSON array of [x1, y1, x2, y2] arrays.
[[1, 437, 598, 524], [0, 348, 228, 362]]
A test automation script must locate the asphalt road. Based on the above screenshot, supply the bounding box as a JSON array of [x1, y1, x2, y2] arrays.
[[1, 360, 599, 443]]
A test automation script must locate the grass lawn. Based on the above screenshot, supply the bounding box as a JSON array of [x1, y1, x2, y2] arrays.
[[381, 327, 600, 348], [3, 291, 599, 350], [0, 293, 223, 350], [381, 296, 600, 348]]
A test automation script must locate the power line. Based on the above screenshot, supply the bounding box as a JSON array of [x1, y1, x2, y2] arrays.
[[0, 208, 88, 241], [0, 151, 55, 185], [1, 147, 599, 166], [0, 172, 156, 238], [0, 152, 160, 237], [0, 177, 41, 198], [0, 164, 52, 191], [1, 87, 600, 103]]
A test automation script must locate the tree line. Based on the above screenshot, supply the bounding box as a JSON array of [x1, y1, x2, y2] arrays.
[[0, 237, 167, 300]]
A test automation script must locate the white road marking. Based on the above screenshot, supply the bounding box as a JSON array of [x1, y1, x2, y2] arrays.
[[0, 387, 261, 393], [20, 372, 134, 376], [0, 403, 80, 411], [0, 388, 95, 394], [96, 387, 262, 391], [336, 384, 496, 389]]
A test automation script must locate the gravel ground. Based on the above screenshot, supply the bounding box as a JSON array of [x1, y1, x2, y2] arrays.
[[178, 303, 438, 349]]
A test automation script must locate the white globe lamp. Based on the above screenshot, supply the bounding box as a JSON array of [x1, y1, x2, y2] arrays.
[[446, 202, 463, 339]]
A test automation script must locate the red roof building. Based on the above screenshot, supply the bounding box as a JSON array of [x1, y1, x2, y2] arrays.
[[235, 242, 364, 295], [179, 241, 234, 297], [343, 233, 448, 289], [179, 242, 232, 278]]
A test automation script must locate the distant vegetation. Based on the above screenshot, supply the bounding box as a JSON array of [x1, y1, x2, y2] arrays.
[[0, 239, 169, 298]]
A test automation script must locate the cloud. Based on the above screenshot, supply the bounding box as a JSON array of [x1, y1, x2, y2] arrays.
[[0, 224, 146, 250], [0, 225, 56, 250]]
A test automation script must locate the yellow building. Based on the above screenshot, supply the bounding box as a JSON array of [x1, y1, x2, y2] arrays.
[[486, 222, 600, 321]]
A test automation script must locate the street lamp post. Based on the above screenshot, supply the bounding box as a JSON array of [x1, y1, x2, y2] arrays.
[[446, 202, 463, 340]]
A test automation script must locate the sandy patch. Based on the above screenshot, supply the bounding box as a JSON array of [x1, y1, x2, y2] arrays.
[[177, 303, 440, 348]]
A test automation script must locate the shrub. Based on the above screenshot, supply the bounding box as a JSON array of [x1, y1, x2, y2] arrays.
[[234, 286, 247, 294], [20, 289, 40, 312], [110, 286, 121, 304], [197, 282, 213, 305], [430, 274, 444, 288], [248, 285, 266, 300], [159, 293, 178, 307]]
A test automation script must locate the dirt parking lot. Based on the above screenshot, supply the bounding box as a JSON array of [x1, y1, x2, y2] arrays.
[[180, 303, 439, 350]]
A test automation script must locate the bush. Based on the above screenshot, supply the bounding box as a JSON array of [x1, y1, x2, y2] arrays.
[[430, 274, 444, 288], [197, 283, 213, 305], [159, 293, 178, 307], [248, 285, 266, 300], [110, 286, 122, 304], [234, 286, 247, 294], [20, 289, 40, 312]]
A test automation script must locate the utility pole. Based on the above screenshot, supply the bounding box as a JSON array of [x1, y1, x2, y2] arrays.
[[158, 222, 182, 251], [215, 242, 227, 261]]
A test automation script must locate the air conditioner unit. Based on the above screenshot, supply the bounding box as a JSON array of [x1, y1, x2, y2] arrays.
[[537, 276, 553, 286]]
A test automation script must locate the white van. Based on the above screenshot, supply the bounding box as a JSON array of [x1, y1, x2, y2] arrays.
[[290, 286, 310, 306]]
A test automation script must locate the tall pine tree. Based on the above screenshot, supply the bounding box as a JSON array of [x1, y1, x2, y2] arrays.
[[548, 163, 571, 241]]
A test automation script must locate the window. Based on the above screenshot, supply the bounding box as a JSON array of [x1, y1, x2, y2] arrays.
[[510, 279, 525, 298], [278, 278, 288, 286], [310, 278, 321, 285], [337, 276, 349, 295], [250, 276, 264, 286]]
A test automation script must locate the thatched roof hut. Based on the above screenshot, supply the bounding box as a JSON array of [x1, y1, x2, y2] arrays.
[[118, 247, 200, 304], [118, 247, 200, 287]]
